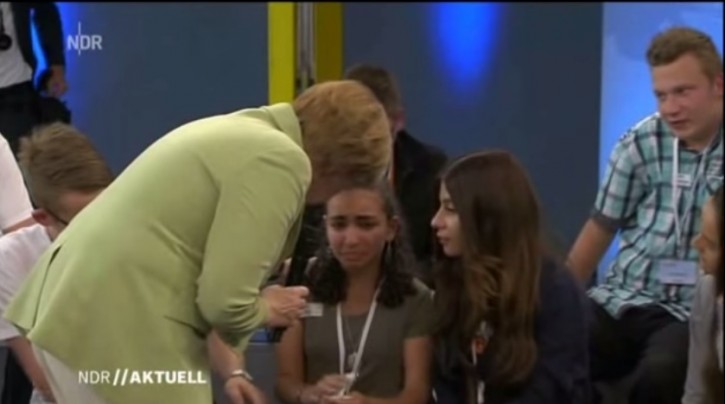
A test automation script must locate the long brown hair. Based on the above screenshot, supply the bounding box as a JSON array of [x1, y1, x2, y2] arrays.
[[432, 150, 543, 388], [704, 185, 724, 403]]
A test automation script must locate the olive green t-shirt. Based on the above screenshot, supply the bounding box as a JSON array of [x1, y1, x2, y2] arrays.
[[303, 279, 433, 397]]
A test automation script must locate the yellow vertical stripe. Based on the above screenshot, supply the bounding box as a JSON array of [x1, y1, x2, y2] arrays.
[[314, 2, 343, 83], [268, 2, 296, 104]]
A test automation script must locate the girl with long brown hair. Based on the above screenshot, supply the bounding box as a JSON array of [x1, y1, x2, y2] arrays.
[[429, 150, 590, 404]]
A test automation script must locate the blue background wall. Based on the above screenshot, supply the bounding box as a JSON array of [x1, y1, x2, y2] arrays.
[[344, 2, 604, 249], [598, 2, 724, 279], [35, 3, 269, 173]]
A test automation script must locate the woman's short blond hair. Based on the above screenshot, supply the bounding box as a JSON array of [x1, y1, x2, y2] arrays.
[[293, 80, 391, 186]]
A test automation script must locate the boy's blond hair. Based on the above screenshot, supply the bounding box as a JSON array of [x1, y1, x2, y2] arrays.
[[647, 27, 723, 80], [18, 123, 114, 215]]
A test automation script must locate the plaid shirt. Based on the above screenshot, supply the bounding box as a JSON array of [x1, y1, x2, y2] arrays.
[[589, 113, 723, 321]]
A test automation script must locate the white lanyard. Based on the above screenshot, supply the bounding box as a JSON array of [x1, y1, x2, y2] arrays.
[[671, 138, 707, 255], [470, 344, 485, 404], [336, 286, 381, 392]]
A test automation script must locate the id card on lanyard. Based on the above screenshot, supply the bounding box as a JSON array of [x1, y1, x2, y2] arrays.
[[661, 138, 705, 286], [335, 286, 381, 396]]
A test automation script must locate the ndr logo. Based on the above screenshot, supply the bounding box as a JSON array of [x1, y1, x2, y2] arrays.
[[66, 22, 102, 55]]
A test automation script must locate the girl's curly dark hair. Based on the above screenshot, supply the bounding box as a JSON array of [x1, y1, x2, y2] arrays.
[[303, 182, 419, 308]]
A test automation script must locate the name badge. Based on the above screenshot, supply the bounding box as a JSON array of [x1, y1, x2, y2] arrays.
[[302, 303, 323, 318], [657, 259, 698, 285], [677, 173, 693, 188]]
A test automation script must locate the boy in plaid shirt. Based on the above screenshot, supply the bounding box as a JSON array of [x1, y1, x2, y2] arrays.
[[568, 27, 723, 404]]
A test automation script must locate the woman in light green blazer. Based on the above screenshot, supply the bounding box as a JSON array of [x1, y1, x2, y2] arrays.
[[4, 80, 392, 404]]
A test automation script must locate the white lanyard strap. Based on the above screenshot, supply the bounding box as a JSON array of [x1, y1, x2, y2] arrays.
[[336, 286, 381, 382], [470, 343, 484, 404], [671, 138, 707, 255], [672, 138, 683, 252]]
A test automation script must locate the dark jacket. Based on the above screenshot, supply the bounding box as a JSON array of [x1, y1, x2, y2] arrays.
[[393, 130, 448, 276], [8, 3, 65, 77], [432, 260, 591, 404]]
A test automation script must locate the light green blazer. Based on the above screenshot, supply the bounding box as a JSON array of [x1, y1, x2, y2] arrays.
[[4, 103, 311, 403]]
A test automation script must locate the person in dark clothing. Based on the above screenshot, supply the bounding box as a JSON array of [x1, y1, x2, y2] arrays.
[[429, 151, 591, 404], [345, 64, 448, 280], [0, 3, 67, 155]]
